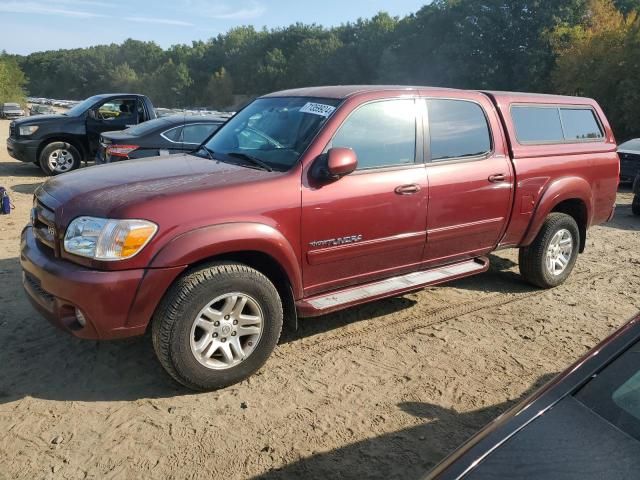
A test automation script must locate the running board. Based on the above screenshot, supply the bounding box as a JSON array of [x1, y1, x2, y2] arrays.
[[297, 257, 489, 317]]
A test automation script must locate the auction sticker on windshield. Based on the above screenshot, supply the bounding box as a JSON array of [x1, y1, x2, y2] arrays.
[[299, 102, 336, 117]]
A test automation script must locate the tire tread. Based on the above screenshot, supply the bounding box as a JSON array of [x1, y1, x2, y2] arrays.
[[151, 262, 282, 391], [518, 213, 579, 289]]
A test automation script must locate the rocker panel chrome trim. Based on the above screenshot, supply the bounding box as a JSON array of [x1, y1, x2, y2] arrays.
[[307, 259, 485, 310]]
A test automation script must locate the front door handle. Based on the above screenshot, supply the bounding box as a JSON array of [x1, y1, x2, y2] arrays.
[[395, 184, 421, 195], [488, 173, 506, 183]]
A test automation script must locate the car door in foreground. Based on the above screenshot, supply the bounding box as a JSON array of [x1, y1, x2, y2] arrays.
[[427, 314, 640, 480]]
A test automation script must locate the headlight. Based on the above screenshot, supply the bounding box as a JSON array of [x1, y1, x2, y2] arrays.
[[64, 216, 158, 261], [19, 125, 39, 136]]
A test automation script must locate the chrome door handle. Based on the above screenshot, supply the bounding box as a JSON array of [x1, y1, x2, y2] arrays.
[[488, 173, 506, 183], [395, 184, 421, 195]]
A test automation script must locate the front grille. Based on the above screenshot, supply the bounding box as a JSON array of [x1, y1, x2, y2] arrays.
[[9, 122, 15, 138], [24, 271, 55, 304], [33, 199, 57, 253]]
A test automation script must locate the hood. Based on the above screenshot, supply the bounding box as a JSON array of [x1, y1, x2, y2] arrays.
[[13, 114, 67, 125], [38, 153, 277, 218]]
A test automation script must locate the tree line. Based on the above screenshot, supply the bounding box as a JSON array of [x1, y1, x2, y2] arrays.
[[0, 56, 27, 106], [3, 0, 640, 139]]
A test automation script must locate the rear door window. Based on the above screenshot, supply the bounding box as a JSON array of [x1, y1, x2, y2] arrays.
[[428, 99, 492, 161], [182, 123, 220, 144], [162, 126, 183, 142]]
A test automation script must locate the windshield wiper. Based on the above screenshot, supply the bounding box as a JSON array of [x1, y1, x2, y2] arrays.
[[227, 152, 273, 172], [192, 145, 215, 161]]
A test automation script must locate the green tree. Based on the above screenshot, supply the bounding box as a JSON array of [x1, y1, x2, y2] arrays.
[[257, 48, 288, 92], [0, 56, 27, 105], [551, 0, 639, 139], [145, 59, 193, 107], [109, 63, 139, 92], [205, 67, 234, 109]]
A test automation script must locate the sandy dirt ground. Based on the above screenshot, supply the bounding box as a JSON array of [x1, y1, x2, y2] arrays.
[[0, 117, 639, 480]]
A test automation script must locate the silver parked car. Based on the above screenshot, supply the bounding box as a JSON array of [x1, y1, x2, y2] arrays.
[[1, 103, 25, 120]]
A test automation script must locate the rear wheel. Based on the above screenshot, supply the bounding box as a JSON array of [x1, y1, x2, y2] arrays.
[[632, 194, 640, 216], [519, 213, 580, 289], [152, 262, 283, 391], [39, 141, 81, 176]]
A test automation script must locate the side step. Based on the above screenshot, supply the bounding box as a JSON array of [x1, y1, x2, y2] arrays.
[[297, 257, 489, 317]]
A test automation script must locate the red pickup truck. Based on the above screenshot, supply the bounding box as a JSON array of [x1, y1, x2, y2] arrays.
[[21, 86, 619, 390]]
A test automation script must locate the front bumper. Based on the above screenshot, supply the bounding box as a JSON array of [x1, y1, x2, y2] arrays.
[[7, 136, 39, 163], [20, 226, 183, 340]]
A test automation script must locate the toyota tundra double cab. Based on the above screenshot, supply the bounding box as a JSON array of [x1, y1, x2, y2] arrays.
[[21, 86, 619, 391]]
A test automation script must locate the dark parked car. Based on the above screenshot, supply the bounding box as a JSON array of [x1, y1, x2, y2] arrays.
[[427, 312, 640, 480], [1, 102, 25, 119], [7, 93, 157, 175], [96, 115, 225, 164], [633, 172, 640, 216], [617, 138, 640, 183], [29, 104, 56, 116]]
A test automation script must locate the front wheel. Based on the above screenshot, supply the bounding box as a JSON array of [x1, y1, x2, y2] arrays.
[[519, 213, 580, 289], [39, 141, 81, 176], [152, 262, 283, 391]]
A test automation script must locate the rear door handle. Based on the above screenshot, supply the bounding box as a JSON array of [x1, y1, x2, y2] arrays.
[[395, 184, 421, 195], [488, 173, 506, 183]]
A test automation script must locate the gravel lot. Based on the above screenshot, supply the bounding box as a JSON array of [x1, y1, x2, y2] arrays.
[[1, 117, 639, 480]]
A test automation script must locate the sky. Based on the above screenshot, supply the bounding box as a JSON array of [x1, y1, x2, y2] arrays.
[[0, 0, 429, 55]]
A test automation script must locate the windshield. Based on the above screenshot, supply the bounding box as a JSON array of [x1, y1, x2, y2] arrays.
[[4, 103, 20, 109], [66, 95, 103, 116], [202, 96, 341, 172]]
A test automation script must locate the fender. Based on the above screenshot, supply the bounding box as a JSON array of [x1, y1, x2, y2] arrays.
[[521, 176, 593, 247], [149, 222, 304, 299]]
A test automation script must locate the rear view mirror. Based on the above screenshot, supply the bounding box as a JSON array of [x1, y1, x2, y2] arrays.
[[326, 148, 358, 179]]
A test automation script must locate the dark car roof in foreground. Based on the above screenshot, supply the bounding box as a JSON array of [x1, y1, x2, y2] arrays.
[[426, 313, 640, 479], [262, 85, 596, 104]]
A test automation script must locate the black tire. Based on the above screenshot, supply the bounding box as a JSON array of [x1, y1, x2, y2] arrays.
[[632, 194, 640, 216], [39, 141, 81, 176], [151, 262, 283, 391], [518, 213, 580, 289]]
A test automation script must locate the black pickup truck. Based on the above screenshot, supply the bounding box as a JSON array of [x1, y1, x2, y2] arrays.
[[7, 93, 157, 175]]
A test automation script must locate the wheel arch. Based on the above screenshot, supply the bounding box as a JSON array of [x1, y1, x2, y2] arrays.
[[550, 199, 588, 252], [521, 177, 593, 252], [149, 222, 303, 329], [185, 251, 298, 331]]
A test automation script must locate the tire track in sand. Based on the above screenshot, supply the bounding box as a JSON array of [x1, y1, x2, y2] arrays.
[[289, 265, 631, 356]]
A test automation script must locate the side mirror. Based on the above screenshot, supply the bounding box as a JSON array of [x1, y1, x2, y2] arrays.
[[326, 147, 357, 179], [87, 109, 97, 120]]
